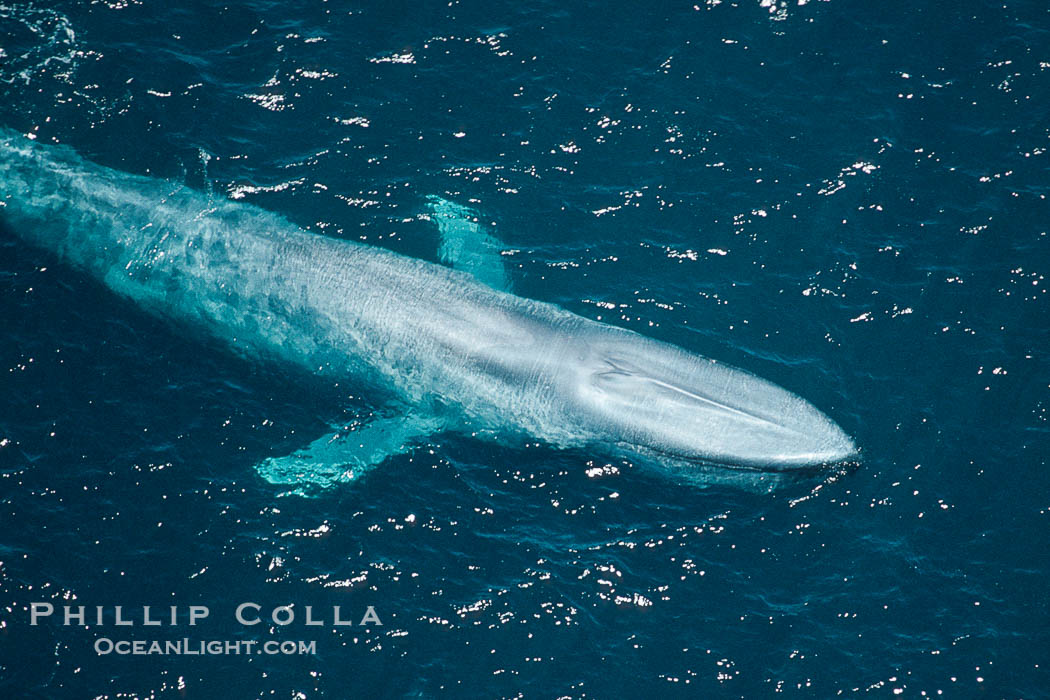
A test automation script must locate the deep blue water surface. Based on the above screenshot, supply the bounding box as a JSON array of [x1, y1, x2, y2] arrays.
[[1, 1, 1048, 697]]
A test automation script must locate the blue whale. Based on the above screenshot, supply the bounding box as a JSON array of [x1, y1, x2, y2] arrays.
[[0, 130, 856, 492]]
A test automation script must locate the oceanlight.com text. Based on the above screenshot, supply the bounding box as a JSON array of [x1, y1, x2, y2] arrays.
[[94, 638, 317, 656]]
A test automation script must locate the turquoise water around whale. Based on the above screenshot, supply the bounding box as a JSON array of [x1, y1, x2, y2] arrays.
[[0, 0, 1047, 697]]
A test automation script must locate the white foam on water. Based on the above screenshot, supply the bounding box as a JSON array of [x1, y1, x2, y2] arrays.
[[0, 3, 77, 85]]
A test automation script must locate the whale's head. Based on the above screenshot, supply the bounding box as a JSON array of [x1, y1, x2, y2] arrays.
[[569, 331, 857, 473]]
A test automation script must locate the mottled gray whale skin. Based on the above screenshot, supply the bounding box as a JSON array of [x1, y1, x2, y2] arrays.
[[0, 130, 856, 488]]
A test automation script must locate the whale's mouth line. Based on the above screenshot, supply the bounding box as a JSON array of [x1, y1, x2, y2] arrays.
[[620, 442, 856, 474]]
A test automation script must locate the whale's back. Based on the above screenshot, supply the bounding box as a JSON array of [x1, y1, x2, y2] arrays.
[[0, 129, 577, 410]]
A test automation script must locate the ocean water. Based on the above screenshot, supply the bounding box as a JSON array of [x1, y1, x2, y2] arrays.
[[1, 0, 1048, 697]]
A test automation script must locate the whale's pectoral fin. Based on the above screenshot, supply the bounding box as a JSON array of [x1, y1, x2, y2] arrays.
[[254, 411, 445, 497], [426, 195, 511, 292]]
